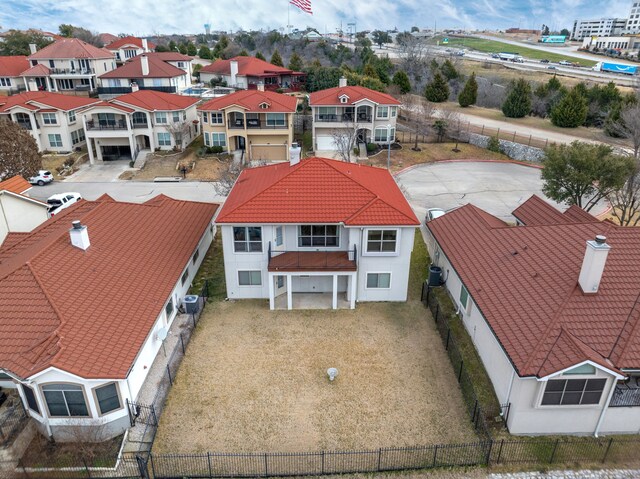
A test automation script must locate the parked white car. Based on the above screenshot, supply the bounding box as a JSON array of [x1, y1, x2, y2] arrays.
[[29, 170, 54, 186], [47, 192, 82, 216]]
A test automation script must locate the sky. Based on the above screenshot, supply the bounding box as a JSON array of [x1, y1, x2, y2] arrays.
[[0, 0, 635, 36]]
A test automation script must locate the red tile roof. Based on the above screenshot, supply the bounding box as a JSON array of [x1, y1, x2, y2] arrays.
[[198, 89, 298, 113], [310, 86, 401, 106], [28, 38, 114, 60], [150, 52, 192, 62], [0, 56, 29, 77], [20, 63, 51, 77], [513, 195, 599, 226], [200, 56, 296, 76], [99, 54, 186, 79], [112, 90, 199, 111], [0, 176, 31, 194], [105, 36, 156, 51], [98, 33, 118, 46], [0, 91, 100, 113], [216, 157, 419, 226], [0, 195, 218, 379], [427, 202, 640, 378]]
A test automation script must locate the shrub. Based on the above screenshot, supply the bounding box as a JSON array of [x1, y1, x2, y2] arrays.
[[550, 87, 588, 128], [487, 136, 502, 153], [366, 143, 377, 153], [424, 72, 449, 103], [458, 72, 478, 107], [501, 78, 532, 118]]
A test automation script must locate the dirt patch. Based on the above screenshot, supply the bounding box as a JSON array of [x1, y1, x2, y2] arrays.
[[20, 433, 123, 467], [120, 150, 229, 181], [42, 150, 87, 180], [153, 296, 477, 454]]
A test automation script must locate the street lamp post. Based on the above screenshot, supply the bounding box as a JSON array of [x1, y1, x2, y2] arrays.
[[387, 124, 392, 170]]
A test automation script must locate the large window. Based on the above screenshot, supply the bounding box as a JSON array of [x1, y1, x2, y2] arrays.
[[94, 383, 121, 415], [298, 225, 339, 247], [366, 273, 391, 289], [210, 112, 223, 124], [48, 134, 63, 148], [211, 133, 226, 147], [165, 298, 174, 317], [157, 132, 171, 146], [374, 127, 395, 142], [204, 132, 210, 146], [366, 229, 397, 253], [67, 110, 76, 123], [275, 226, 284, 247], [172, 111, 181, 123], [376, 106, 389, 119], [317, 107, 337, 120], [0, 78, 11, 87], [233, 226, 262, 252], [541, 378, 606, 406], [22, 384, 40, 414], [238, 270, 262, 286], [202, 112, 209, 123], [71, 129, 85, 145], [42, 384, 89, 417], [155, 112, 168, 124], [266, 113, 286, 127], [459, 285, 469, 310], [42, 113, 57, 125]]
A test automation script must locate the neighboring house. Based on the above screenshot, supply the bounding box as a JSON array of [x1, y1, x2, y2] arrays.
[[0, 91, 101, 152], [0, 56, 30, 93], [199, 56, 305, 91], [104, 36, 155, 63], [198, 88, 297, 162], [98, 33, 118, 47], [23, 38, 116, 94], [309, 78, 401, 152], [79, 90, 199, 163], [0, 29, 61, 43], [425, 195, 640, 436], [98, 53, 191, 98], [0, 175, 49, 244], [216, 156, 420, 310], [0, 194, 218, 441]]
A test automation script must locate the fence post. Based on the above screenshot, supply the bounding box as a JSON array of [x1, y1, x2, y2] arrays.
[[550, 438, 560, 463], [496, 439, 504, 464], [208, 452, 213, 477], [151, 404, 158, 427], [83, 457, 91, 478], [528, 135, 532, 146], [166, 364, 173, 385], [126, 398, 135, 427], [435, 303, 439, 322], [481, 125, 485, 135], [445, 329, 450, 350], [496, 128, 500, 139], [512, 131, 516, 142], [432, 445, 438, 467], [472, 400, 478, 424], [458, 360, 464, 382], [264, 452, 269, 477], [602, 437, 614, 463], [180, 333, 185, 354], [150, 453, 156, 479], [377, 448, 382, 471], [485, 439, 494, 466], [321, 451, 325, 474]]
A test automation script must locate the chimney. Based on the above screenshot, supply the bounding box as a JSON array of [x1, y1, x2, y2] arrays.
[[29, 43, 37, 55], [141, 55, 149, 76], [230, 60, 238, 86], [257, 81, 265, 92], [69, 221, 90, 251], [141, 38, 149, 52], [289, 142, 301, 166], [578, 235, 610, 294], [338, 76, 347, 88], [130, 81, 139, 92]]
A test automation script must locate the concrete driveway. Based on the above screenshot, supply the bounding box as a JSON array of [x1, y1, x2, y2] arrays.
[[396, 161, 607, 223]]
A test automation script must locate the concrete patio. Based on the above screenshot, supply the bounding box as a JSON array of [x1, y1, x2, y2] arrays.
[[274, 292, 350, 309]]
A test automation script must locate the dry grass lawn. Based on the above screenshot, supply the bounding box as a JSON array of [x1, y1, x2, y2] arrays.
[[153, 299, 477, 454], [119, 151, 228, 181]]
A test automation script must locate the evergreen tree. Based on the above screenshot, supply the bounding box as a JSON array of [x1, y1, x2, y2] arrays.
[[392, 70, 411, 94], [547, 74, 562, 91], [550, 87, 589, 128], [501, 78, 532, 118], [168, 40, 177, 52], [458, 72, 478, 107], [288, 52, 303, 71], [198, 45, 211, 59], [186, 42, 197, 56], [178, 43, 188, 55], [255, 51, 266, 61], [440, 59, 459, 80], [270, 49, 284, 67], [424, 72, 450, 103], [238, 49, 249, 56]]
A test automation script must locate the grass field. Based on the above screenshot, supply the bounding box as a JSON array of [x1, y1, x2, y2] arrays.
[[437, 36, 596, 67]]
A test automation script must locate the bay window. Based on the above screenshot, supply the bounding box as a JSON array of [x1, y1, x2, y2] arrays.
[[42, 384, 89, 417]]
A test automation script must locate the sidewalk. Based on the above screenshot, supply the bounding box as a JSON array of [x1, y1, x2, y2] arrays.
[[64, 160, 134, 182]]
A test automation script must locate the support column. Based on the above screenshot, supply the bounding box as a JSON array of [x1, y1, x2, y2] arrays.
[[87, 138, 95, 165], [268, 273, 275, 310], [332, 274, 338, 310], [350, 272, 357, 309], [286, 274, 293, 310]]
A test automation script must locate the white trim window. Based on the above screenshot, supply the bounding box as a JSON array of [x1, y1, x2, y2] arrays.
[[274, 226, 284, 247], [298, 225, 339, 247], [541, 378, 606, 406], [202, 112, 209, 123], [376, 106, 389, 119], [71, 129, 85, 145], [366, 272, 391, 289], [233, 226, 262, 252], [42, 384, 89, 417], [204, 131, 210, 147], [266, 113, 286, 127], [0, 78, 11, 87], [157, 132, 171, 146], [155, 112, 168, 124], [95, 383, 121, 415], [238, 270, 262, 286], [210, 112, 223, 124], [172, 111, 181, 123], [42, 113, 57, 125], [365, 229, 398, 254], [21, 384, 40, 414], [374, 127, 395, 142], [316, 107, 337, 121], [48, 134, 63, 148], [211, 133, 226, 147], [67, 110, 76, 123], [390, 106, 397, 118]]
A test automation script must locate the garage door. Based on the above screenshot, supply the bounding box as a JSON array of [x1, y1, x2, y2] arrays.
[[251, 144, 287, 162], [316, 135, 337, 151]]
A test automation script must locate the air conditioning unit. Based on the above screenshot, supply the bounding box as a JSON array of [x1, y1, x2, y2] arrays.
[[182, 295, 200, 314]]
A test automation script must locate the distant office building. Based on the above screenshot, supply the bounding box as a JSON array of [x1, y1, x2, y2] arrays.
[[571, 18, 626, 40], [505, 28, 541, 34], [626, 2, 640, 33], [582, 34, 640, 51]]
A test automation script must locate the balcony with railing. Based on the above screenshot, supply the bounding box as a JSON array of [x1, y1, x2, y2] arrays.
[[86, 118, 128, 130], [50, 67, 95, 76], [139, 85, 176, 93], [97, 86, 133, 95], [609, 383, 640, 407], [315, 107, 372, 124], [268, 243, 357, 272]]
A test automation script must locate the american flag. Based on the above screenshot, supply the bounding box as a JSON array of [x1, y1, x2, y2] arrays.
[[290, 0, 312, 14]]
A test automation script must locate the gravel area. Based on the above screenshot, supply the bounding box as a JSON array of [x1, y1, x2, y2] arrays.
[[153, 299, 477, 453]]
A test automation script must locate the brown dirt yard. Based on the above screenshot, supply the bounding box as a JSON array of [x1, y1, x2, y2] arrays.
[[153, 297, 477, 454], [119, 151, 229, 181]]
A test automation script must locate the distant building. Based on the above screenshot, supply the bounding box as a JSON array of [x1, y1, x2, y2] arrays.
[[626, 2, 640, 33], [505, 28, 541, 34], [582, 34, 640, 51], [571, 18, 627, 40]]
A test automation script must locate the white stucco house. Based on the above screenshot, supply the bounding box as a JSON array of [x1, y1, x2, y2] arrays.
[[425, 195, 640, 436], [0, 55, 29, 94], [103, 36, 155, 64], [0, 176, 49, 245], [215, 156, 420, 310], [309, 78, 401, 152], [0, 194, 218, 441], [78, 90, 199, 163], [199, 56, 305, 91], [0, 91, 101, 153]]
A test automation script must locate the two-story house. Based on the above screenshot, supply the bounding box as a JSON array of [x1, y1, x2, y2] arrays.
[[216, 156, 420, 310], [97, 53, 192, 98], [198, 88, 297, 162], [79, 90, 199, 163], [0, 91, 100, 152], [22, 38, 116, 94], [199, 56, 305, 91], [0, 56, 29, 94], [310, 78, 401, 153], [104, 36, 155, 64]]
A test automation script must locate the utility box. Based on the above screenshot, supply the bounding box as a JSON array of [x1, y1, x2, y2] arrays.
[[183, 295, 200, 314]]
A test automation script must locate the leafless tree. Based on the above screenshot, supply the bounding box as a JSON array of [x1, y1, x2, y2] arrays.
[[617, 103, 640, 159], [609, 170, 640, 226], [215, 158, 266, 196], [0, 119, 42, 180], [165, 121, 192, 151], [397, 36, 434, 91], [400, 94, 435, 151], [330, 119, 362, 163]]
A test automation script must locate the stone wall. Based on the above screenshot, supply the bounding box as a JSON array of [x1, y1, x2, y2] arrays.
[[468, 133, 546, 163]]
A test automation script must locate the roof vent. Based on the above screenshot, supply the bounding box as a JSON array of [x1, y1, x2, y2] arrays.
[[338, 76, 347, 88], [289, 142, 301, 167], [141, 54, 149, 76], [578, 235, 610, 294], [69, 221, 90, 251]]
